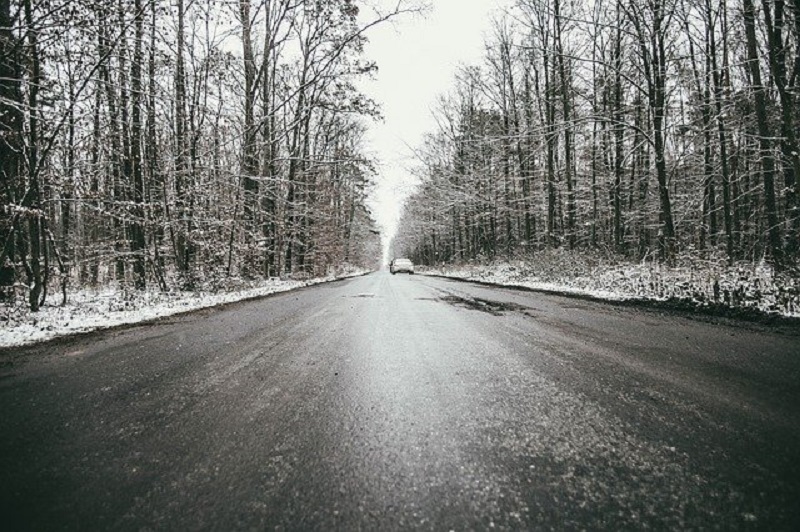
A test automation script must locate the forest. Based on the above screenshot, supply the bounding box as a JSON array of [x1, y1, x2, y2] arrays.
[[394, 0, 800, 287], [0, 0, 407, 312]]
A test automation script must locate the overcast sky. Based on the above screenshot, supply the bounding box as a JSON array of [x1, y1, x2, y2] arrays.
[[359, 0, 513, 251]]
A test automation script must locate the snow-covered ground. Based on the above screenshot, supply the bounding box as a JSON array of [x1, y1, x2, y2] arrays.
[[0, 270, 369, 348], [4, 252, 797, 350], [421, 249, 800, 319]]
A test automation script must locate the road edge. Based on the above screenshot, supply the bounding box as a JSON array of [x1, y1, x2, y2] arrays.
[[0, 271, 374, 356], [420, 272, 800, 332]]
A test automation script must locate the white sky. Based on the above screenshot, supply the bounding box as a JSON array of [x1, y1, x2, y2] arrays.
[[359, 0, 513, 251]]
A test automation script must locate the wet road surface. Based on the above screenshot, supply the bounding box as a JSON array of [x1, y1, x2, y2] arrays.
[[1, 272, 799, 530]]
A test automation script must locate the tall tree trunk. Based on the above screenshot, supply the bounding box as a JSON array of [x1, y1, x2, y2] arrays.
[[23, 0, 43, 311], [147, 0, 166, 290], [116, 0, 131, 282], [130, 0, 146, 289], [651, 1, 675, 259], [500, 36, 516, 254], [260, 5, 280, 278], [627, 0, 676, 259], [63, 56, 75, 284], [97, 5, 124, 283], [174, 0, 192, 285], [0, 0, 23, 296], [688, 17, 716, 251], [743, 0, 783, 265], [761, 0, 800, 259], [285, 60, 310, 274], [240, 0, 259, 278], [613, 8, 625, 253], [543, 44, 557, 246], [554, 0, 575, 249], [708, 0, 734, 260], [522, 59, 534, 248]]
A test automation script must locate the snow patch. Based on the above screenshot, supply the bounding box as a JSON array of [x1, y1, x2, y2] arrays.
[[421, 250, 800, 319], [0, 270, 369, 348]]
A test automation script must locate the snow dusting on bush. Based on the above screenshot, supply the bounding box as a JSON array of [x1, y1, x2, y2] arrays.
[[423, 250, 800, 318], [0, 268, 369, 348]]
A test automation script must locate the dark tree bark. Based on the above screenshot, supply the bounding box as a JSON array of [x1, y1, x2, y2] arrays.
[[173, 0, 193, 285], [625, 0, 676, 260], [239, 0, 259, 244], [130, 0, 146, 289], [554, 0, 575, 249], [542, 36, 557, 246], [23, 0, 43, 311], [743, 0, 783, 266], [705, 0, 735, 260], [0, 0, 23, 296], [761, 0, 800, 259], [613, 6, 625, 253], [146, 0, 166, 290]]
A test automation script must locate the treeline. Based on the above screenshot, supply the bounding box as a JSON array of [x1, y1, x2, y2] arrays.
[[0, 0, 403, 311], [395, 0, 800, 271]]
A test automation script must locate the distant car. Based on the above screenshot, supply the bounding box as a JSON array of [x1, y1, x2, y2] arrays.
[[390, 258, 414, 275]]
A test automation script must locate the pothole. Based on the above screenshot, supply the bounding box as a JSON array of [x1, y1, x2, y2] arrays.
[[439, 294, 529, 316]]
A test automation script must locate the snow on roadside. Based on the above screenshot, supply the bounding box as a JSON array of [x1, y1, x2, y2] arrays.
[[0, 270, 369, 349], [421, 250, 800, 319]]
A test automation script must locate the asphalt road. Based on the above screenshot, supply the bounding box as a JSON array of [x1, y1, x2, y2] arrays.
[[1, 272, 799, 530]]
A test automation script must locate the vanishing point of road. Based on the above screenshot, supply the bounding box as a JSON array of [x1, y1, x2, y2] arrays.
[[1, 272, 799, 530]]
